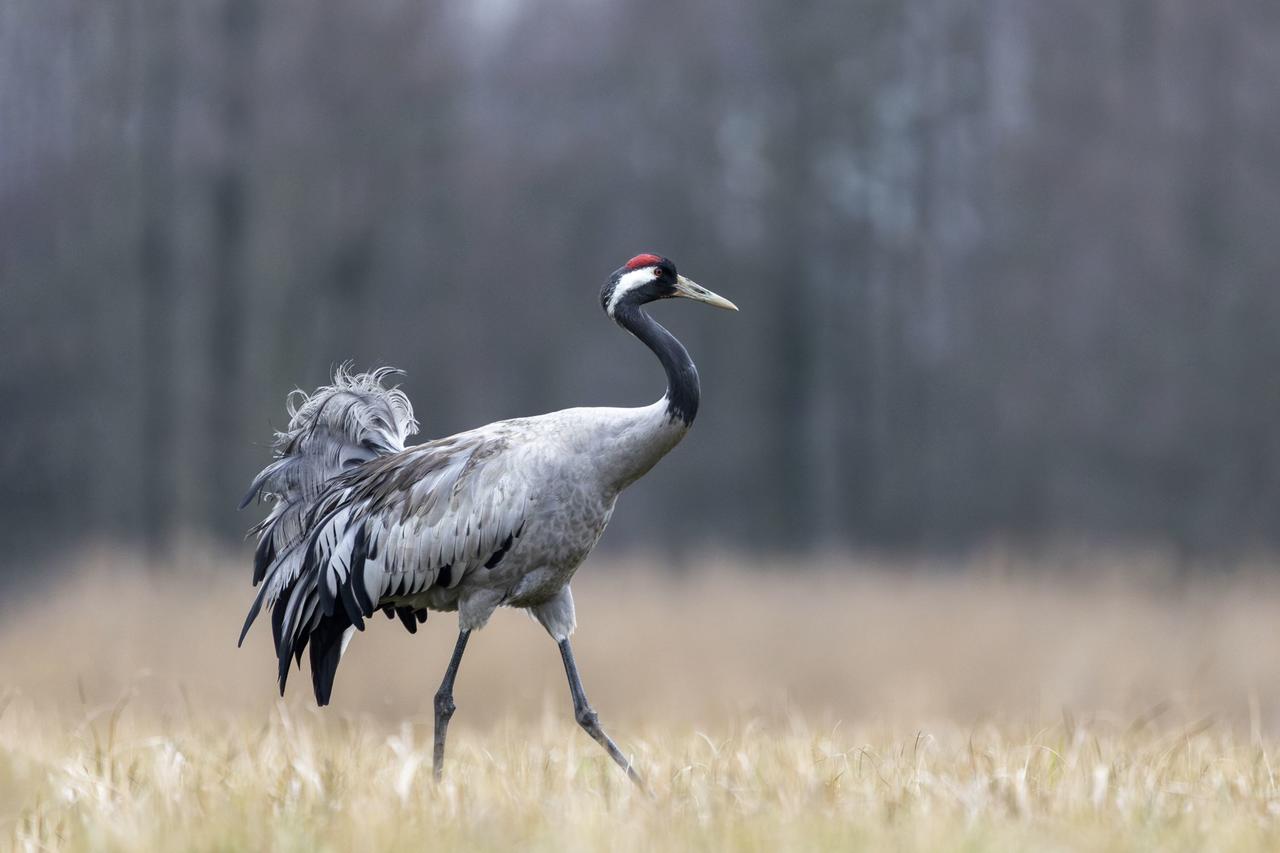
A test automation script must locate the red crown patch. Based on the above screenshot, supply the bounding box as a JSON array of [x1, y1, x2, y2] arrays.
[[624, 253, 663, 271]]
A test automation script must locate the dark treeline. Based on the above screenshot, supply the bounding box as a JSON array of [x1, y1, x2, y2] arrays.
[[2, 0, 1278, 570]]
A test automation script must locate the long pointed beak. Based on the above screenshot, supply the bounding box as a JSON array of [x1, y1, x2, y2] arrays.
[[674, 275, 738, 311]]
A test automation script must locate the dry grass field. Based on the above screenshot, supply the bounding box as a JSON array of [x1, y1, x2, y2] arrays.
[[5, 549, 1280, 851]]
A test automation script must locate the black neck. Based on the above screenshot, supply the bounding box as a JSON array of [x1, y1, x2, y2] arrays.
[[613, 302, 700, 426]]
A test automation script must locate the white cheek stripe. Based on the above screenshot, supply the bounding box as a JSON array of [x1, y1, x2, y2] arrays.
[[607, 268, 658, 316]]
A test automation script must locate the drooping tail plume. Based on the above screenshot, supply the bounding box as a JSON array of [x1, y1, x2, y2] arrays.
[[238, 365, 418, 666]]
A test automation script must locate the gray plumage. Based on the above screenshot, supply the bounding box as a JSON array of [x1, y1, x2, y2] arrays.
[[238, 365, 418, 651], [240, 255, 737, 788]]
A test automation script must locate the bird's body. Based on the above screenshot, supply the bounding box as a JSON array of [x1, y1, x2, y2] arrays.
[[293, 401, 684, 641], [241, 254, 736, 788], [411, 402, 685, 614]]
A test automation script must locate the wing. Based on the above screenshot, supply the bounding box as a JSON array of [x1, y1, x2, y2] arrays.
[[254, 426, 533, 704], [239, 366, 418, 649]]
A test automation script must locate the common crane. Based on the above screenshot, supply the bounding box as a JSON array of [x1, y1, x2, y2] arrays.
[[239, 254, 737, 789]]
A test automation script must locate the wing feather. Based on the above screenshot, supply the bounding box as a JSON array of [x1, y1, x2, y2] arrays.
[[250, 426, 533, 704]]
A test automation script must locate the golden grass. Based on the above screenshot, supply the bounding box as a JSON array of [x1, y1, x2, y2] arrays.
[[8, 708, 1280, 852], [5, 550, 1280, 851]]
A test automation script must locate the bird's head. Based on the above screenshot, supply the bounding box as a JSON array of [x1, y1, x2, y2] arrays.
[[601, 254, 738, 319]]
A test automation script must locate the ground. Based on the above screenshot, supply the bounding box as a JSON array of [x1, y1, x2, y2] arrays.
[[4, 551, 1280, 851]]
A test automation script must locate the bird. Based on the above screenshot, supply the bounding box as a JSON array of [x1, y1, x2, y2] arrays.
[[239, 253, 737, 789]]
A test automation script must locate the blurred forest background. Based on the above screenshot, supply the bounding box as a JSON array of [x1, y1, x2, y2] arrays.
[[2, 0, 1279, 575]]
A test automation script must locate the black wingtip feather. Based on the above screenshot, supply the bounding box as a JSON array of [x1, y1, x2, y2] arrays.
[[348, 524, 373, 617], [271, 591, 287, 656], [252, 534, 276, 587], [238, 583, 268, 647], [338, 581, 366, 631], [309, 614, 352, 706], [277, 640, 293, 695], [395, 607, 418, 634]]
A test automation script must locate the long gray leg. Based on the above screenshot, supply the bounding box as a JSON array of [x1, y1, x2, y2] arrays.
[[433, 629, 471, 780], [558, 638, 650, 793]]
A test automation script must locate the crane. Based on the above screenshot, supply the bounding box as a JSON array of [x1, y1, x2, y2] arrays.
[[239, 254, 737, 789]]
